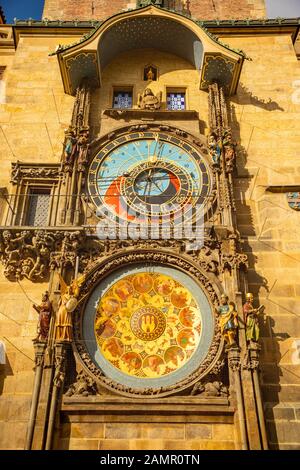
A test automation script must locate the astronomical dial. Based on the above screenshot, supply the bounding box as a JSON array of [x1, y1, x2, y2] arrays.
[[87, 131, 212, 225]]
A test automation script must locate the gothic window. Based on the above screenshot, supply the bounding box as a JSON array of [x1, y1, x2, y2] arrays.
[[166, 91, 186, 110], [113, 90, 133, 109], [27, 189, 51, 226]]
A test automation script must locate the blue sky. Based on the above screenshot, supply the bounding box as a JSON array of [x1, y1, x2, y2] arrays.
[[1, 0, 300, 23]]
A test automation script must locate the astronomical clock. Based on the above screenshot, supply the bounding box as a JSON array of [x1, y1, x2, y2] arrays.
[[87, 131, 212, 228]]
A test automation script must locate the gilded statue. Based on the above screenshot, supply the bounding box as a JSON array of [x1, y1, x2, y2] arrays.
[[243, 293, 264, 344], [138, 88, 161, 110], [146, 67, 155, 81], [33, 291, 52, 341], [216, 294, 239, 350], [55, 274, 85, 342]]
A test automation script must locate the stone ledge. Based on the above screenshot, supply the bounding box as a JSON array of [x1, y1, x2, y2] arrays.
[[62, 396, 233, 417], [103, 109, 199, 121]]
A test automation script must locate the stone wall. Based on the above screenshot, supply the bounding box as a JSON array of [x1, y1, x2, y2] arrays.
[[224, 33, 300, 450], [42, 0, 266, 21]]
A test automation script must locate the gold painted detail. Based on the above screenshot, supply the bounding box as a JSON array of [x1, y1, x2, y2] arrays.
[[94, 272, 201, 379]]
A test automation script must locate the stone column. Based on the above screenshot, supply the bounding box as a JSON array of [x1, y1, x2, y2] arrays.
[[25, 341, 47, 450], [245, 346, 269, 450], [228, 348, 248, 450], [45, 342, 68, 450]]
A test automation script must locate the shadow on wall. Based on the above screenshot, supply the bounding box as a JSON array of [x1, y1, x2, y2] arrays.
[[233, 83, 285, 112]]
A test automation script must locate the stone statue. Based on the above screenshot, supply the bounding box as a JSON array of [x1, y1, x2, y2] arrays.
[[191, 380, 228, 397], [222, 128, 236, 173], [55, 274, 85, 342], [33, 291, 52, 341], [243, 293, 264, 344], [64, 127, 77, 165], [138, 88, 161, 110], [65, 370, 98, 397], [216, 294, 239, 350]]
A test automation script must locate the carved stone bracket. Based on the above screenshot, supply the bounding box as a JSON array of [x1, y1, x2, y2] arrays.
[[65, 369, 98, 397], [0, 229, 89, 281], [33, 340, 47, 369], [243, 346, 261, 371], [72, 248, 224, 398], [228, 348, 241, 372], [53, 342, 69, 389], [88, 123, 209, 163], [191, 380, 229, 397]]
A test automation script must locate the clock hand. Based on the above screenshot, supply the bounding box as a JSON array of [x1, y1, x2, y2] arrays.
[[151, 180, 164, 193]]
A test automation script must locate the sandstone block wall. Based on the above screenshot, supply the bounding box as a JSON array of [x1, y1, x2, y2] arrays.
[[225, 33, 300, 450]]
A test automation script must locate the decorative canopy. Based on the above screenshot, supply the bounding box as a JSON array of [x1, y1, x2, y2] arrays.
[[55, 6, 245, 96]]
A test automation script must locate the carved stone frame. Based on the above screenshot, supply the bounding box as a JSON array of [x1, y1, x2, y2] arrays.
[[72, 248, 224, 398]]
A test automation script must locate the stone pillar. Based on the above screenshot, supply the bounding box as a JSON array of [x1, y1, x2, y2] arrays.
[[45, 342, 68, 450], [228, 348, 248, 450], [245, 346, 269, 450], [25, 341, 47, 450]]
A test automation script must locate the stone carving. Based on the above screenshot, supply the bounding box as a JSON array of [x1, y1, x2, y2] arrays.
[[65, 369, 98, 396], [216, 294, 238, 350], [228, 355, 241, 372], [50, 231, 86, 271], [221, 232, 248, 273], [243, 293, 264, 344], [0, 229, 61, 281], [191, 380, 228, 397], [53, 355, 66, 389], [243, 349, 260, 371], [138, 88, 161, 110], [209, 359, 226, 376], [33, 291, 52, 341], [191, 245, 219, 274], [10, 162, 60, 185], [208, 132, 221, 169], [63, 126, 77, 166], [287, 192, 300, 211], [222, 128, 236, 173], [55, 274, 85, 342], [62, 82, 91, 173], [77, 128, 90, 171]]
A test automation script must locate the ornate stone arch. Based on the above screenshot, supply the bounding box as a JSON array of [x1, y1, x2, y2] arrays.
[[54, 5, 245, 95], [72, 248, 224, 398]]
